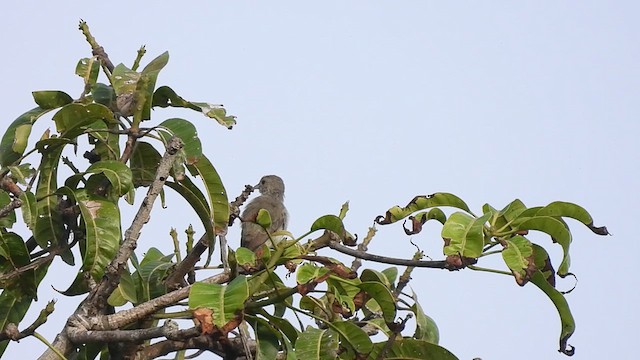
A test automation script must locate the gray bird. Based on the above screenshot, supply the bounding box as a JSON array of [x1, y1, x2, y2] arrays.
[[241, 175, 288, 251]]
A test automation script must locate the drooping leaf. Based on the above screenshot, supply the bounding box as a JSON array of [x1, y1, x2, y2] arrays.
[[530, 270, 576, 356], [331, 320, 373, 354], [58, 187, 121, 291], [404, 208, 447, 235], [536, 201, 609, 235], [368, 338, 459, 360], [441, 212, 491, 258], [411, 291, 439, 344], [32, 91, 73, 110], [0, 107, 53, 166], [188, 276, 249, 329], [295, 327, 339, 360], [502, 235, 534, 285], [34, 145, 65, 249], [358, 281, 397, 324], [251, 318, 280, 360], [86, 160, 133, 196], [156, 118, 202, 164], [152, 86, 237, 129], [376, 193, 472, 225], [18, 191, 36, 231], [515, 216, 572, 276], [187, 155, 229, 236]]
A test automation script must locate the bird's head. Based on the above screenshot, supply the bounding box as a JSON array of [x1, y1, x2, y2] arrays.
[[254, 175, 285, 198]]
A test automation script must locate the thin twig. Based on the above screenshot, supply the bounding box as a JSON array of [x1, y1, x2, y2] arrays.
[[328, 241, 450, 269]]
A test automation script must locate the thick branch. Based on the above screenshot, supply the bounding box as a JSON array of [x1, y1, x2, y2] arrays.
[[327, 241, 451, 269], [140, 335, 253, 360], [66, 320, 199, 344]]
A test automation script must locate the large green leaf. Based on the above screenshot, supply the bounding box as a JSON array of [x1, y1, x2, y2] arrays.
[[515, 216, 572, 276], [296, 263, 331, 285], [33, 144, 65, 249], [358, 281, 397, 324], [91, 83, 116, 108], [58, 188, 121, 290], [32, 91, 73, 110], [107, 266, 138, 306], [0, 107, 52, 166], [152, 86, 237, 129], [187, 155, 229, 236], [441, 212, 491, 258], [295, 327, 339, 360], [112, 64, 140, 96], [86, 160, 133, 196], [530, 270, 575, 355], [156, 118, 202, 164], [189, 276, 249, 328], [18, 191, 37, 231], [52, 103, 115, 139], [331, 321, 373, 354], [368, 338, 459, 360]]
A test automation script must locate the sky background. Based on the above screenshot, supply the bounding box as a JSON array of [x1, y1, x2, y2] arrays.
[[2, 2, 638, 359]]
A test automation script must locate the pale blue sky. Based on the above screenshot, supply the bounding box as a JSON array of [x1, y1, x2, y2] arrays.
[[2, 2, 638, 359]]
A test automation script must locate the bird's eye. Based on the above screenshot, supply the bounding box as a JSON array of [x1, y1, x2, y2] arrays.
[[261, 180, 265, 184]]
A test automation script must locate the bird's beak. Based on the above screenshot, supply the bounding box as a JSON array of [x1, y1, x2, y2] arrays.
[[253, 182, 261, 190]]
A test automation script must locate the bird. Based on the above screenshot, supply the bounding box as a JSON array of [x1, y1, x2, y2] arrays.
[[241, 175, 288, 251]]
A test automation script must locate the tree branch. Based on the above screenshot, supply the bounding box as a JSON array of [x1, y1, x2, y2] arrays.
[[327, 241, 451, 269], [66, 320, 199, 344]]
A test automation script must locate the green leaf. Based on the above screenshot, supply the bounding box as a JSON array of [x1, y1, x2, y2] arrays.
[[8, 164, 35, 185], [310, 215, 346, 239], [112, 64, 140, 96], [530, 271, 575, 356], [18, 191, 36, 231], [52, 103, 115, 139], [261, 312, 300, 344], [536, 201, 609, 235], [152, 86, 237, 129], [157, 118, 202, 164], [32, 91, 73, 110], [358, 281, 397, 324], [256, 209, 272, 229], [0, 191, 16, 229], [360, 269, 392, 289], [501, 235, 533, 285], [91, 83, 116, 108], [75, 57, 100, 86], [331, 321, 373, 354], [251, 318, 280, 360], [86, 160, 133, 196], [34, 145, 65, 249], [107, 266, 138, 306], [296, 263, 330, 285], [295, 327, 339, 360], [441, 212, 491, 258], [0, 232, 36, 298], [381, 267, 398, 287], [138, 51, 169, 120], [59, 188, 121, 282], [368, 338, 459, 360], [0, 107, 52, 166], [189, 276, 249, 328], [515, 216, 572, 276], [0, 291, 35, 356], [135, 248, 173, 302], [411, 291, 439, 344], [376, 193, 472, 225], [186, 155, 229, 236]]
